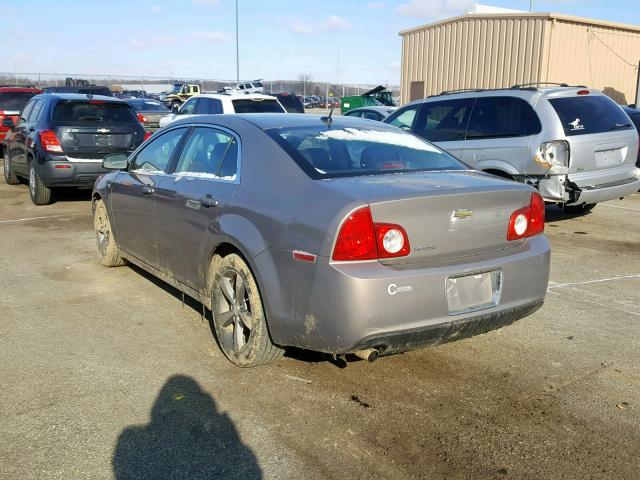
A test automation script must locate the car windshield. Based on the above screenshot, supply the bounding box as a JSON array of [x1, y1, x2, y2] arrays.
[[232, 99, 285, 113], [171, 85, 182, 93], [549, 95, 634, 136], [52, 101, 138, 126], [268, 125, 467, 179], [0, 92, 38, 111]]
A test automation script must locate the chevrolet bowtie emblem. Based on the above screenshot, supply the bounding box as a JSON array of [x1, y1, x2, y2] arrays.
[[97, 128, 110, 134], [452, 209, 473, 220]]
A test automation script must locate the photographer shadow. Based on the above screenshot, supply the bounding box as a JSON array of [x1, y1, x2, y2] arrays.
[[113, 375, 262, 479]]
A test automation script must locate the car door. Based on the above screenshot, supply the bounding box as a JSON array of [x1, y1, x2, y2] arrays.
[[410, 98, 475, 158], [153, 126, 240, 290], [109, 126, 189, 268], [10, 100, 36, 174], [459, 96, 540, 172]]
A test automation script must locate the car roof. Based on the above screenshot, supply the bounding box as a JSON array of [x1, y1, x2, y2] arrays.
[[0, 87, 42, 93], [38, 93, 127, 103], [198, 92, 277, 100], [347, 106, 396, 114], [171, 113, 402, 132]]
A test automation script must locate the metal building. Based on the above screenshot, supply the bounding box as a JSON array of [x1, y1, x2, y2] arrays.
[[399, 12, 640, 105]]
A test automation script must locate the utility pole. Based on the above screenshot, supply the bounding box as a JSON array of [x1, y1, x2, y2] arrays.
[[235, 0, 240, 83], [529, 0, 533, 12]]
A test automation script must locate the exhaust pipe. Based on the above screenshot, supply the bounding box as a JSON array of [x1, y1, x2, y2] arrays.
[[354, 348, 380, 362]]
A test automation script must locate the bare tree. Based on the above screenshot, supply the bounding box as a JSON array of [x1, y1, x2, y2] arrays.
[[298, 73, 313, 97]]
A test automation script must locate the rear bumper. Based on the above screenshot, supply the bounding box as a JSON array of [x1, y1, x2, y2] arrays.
[[36, 158, 110, 187], [570, 176, 640, 205], [289, 235, 550, 354]]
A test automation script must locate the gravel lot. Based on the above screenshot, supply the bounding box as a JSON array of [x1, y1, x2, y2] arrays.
[[1, 162, 639, 479]]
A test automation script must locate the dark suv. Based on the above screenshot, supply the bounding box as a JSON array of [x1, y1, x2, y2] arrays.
[[3, 94, 148, 205]]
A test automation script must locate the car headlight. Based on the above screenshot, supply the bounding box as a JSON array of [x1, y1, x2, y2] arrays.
[[534, 140, 569, 169]]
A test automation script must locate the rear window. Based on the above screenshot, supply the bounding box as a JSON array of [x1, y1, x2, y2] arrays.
[[277, 94, 304, 113], [128, 99, 169, 111], [232, 99, 284, 113], [52, 101, 138, 126], [0, 92, 38, 111], [549, 95, 634, 136], [268, 125, 467, 179]]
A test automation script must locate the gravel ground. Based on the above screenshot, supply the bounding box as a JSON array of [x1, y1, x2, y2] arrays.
[[1, 162, 639, 479]]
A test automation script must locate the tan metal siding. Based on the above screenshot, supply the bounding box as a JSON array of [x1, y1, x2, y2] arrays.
[[546, 19, 640, 103], [400, 17, 548, 103]]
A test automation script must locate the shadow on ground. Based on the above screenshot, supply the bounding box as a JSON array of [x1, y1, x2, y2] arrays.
[[112, 375, 262, 479]]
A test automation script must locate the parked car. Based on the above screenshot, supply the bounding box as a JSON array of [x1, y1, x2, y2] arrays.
[[162, 83, 201, 111], [344, 106, 397, 122], [126, 98, 171, 130], [223, 80, 264, 94], [2, 93, 148, 205], [158, 93, 286, 128], [93, 114, 550, 367], [622, 105, 640, 167], [265, 92, 304, 113], [122, 90, 148, 98], [0, 87, 42, 155], [43, 86, 113, 97], [385, 85, 640, 213]]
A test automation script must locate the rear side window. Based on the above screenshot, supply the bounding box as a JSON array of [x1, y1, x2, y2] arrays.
[[231, 99, 284, 113], [28, 100, 44, 123], [196, 98, 223, 114], [0, 91, 38, 111], [174, 127, 237, 179], [466, 97, 541, 139], [549, 95, 634, 136], [268, 125, 466, 179], [52, 101, 138, 126], [413, 98, 474, 142], [362, 110, 382, 121]]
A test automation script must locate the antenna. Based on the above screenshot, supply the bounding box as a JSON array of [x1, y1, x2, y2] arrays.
[[321, 106, 334, 128]]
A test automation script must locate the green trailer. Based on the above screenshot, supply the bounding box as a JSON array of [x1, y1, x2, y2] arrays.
[[340, 85, 395, 113]]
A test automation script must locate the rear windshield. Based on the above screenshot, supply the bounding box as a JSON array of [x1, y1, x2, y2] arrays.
[[0, 92, 37, 111], [52, 101, 138, 126], [277, 95, 304, 113], [127, 99, 169, 111], [268, 125, 467, 179], [549, 95, 634, 136], [232, 99, 284, 113]]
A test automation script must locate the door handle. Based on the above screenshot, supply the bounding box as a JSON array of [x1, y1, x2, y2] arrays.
[[199, 194, 218, 207], [141, 186, 155, 195]]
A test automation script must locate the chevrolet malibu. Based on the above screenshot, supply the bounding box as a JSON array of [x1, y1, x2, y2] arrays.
[[93, 114, 550, 367]]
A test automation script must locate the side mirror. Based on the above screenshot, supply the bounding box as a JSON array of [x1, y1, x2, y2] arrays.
[[2, 118, 15, 130], [102, 153, 129, 170]]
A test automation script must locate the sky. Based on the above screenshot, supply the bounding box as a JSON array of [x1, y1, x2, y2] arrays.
[[1, 0, 639, 86]]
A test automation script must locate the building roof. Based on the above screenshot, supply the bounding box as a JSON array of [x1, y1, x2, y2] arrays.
[[399, 12, 640, 36]]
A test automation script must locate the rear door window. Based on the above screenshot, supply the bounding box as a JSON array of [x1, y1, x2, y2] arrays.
[[385, 105, 420, 131], [466, 96, 541, 139], [51, 101, 138, 126], [549, 95, 634, 136], [362, 110, 383, 121], [174, 127, 238, 179], [179, 98, 198, 115], [413, 98, 474, 142], [28, 99, 44, 123], [231, 99, 284, 113], [196, 98, 223, 114]]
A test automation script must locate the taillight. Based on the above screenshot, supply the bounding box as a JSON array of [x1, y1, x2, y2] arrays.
[[577, 90, 590, 95], [507, 193, 545, 241], [143, 131, 152, 141], [39, 130, 63, 153], [332, 206, 410, 261], [137, 113, 148, 123]]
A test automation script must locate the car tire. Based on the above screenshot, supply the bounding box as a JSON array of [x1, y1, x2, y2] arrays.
[[94, 199, 125, 267], [3, 151, 20, 185], [211, 253, 284, 367], [28, 163, 52, 205], [562, 203, 597, 215]]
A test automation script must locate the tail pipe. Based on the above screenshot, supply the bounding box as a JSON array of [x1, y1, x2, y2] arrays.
[[354, 348, 380, 362]]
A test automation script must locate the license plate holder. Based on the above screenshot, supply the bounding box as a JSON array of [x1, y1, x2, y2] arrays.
[[446, 270, 502, 315], [95, 134, 110, 146]]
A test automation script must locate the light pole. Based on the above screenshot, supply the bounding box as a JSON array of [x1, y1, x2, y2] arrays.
[[529, 0, 533, 12], [235, 0, 240, 83]]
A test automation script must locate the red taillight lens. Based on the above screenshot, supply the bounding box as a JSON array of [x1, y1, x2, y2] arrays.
[[507, 192, 545, 240], [39, 130, 63, 153], [577, 90, 590, 95], [143, 131, 152, 141], [137, 113, 148, 123], [332, 207, 377, 261], [332, 207, 411, 261], [375, 223, 410, 258]]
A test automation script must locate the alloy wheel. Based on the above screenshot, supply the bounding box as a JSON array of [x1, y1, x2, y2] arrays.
[[29, 166, 36, 197], [95, 207, 110, 256], [215, 269, 254, 353]]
